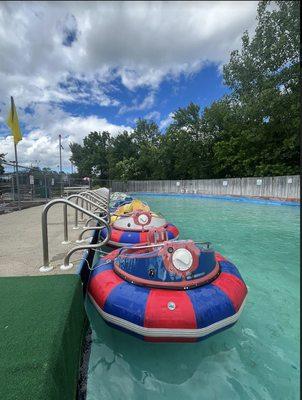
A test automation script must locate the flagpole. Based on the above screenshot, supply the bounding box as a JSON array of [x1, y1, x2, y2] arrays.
[[7, 96, 22, 210], [59, 134, 63, 197], [14, 142, 21, 211], [11, 96, 21, 211]]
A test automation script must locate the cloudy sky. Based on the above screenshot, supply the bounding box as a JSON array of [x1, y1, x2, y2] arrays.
[[0, 1, 258, 172]]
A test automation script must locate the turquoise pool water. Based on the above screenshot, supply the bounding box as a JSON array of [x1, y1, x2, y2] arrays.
[[86, 195, 300, 400]]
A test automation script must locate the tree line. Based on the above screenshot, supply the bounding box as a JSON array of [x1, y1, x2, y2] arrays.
[[70, 1, 299, 182]]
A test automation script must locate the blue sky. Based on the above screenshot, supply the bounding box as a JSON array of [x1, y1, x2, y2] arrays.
[[60, 63, 230, 130], [0, 1, 258, 171]]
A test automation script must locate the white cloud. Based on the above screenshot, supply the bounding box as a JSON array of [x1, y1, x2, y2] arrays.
[[0, 1, 258, 101], [1, 104, 131, 170], [144, 111, 161, 121], [0, 1, 259, 170], [159, 112, 174, 130]]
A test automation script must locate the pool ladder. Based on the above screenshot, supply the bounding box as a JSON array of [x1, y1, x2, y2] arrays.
[[39, 189, 111, 272]]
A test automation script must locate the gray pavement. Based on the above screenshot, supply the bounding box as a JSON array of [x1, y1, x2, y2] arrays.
[[0, 204, 93, 276]]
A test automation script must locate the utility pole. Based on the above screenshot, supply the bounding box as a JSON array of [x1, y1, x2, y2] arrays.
[[59, 134, 63, 197]]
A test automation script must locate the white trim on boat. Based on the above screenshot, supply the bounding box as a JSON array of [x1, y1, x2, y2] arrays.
[[88, 293, 247, 338]]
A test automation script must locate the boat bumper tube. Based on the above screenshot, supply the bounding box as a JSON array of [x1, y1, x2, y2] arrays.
[[88, 248, 247, 342]]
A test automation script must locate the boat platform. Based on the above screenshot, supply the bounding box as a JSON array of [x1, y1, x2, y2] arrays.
[[0, 274, 89, 400]]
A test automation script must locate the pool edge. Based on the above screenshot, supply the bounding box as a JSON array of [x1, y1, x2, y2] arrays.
[[129, 192, 300, 207]]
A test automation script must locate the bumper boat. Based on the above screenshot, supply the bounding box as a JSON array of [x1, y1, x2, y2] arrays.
[[110, 192, 132, 202], [109, 193, 133, 212], [110, 198, 133, 211], [88, 238, 247, 342], [101, 209, 179, 248], [110, 199, 150, 223]]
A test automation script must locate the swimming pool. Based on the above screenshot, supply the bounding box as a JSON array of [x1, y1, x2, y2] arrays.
[[85, 195, 300, 400]]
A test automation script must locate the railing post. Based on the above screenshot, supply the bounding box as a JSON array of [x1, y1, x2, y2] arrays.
[[39, 197, 110, 273], [76, 225, 105, 243], [62, 203, 71, 244], [80, 197, 84, 220], [61, 217, 110, 270], [73, 196, 79, 230], [67, 193, 110, 223], [39, 207, 52, 272], [79, 190, 107, 207], [84, 217, 94, 227]]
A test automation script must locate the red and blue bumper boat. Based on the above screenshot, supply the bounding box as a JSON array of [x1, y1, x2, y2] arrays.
[[88, 235, 247, 342], [100, 210, 179, 248]]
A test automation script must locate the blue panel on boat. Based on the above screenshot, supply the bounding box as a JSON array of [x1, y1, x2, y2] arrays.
[[187, 284, 235, 328], [103, 282, 150, 326], [120, 231, 140, 244], [89, 260, 114, 279], [219, 261, 243, 280]]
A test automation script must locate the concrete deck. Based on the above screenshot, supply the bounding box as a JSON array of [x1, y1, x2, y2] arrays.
[[0, 204, 92, 276]]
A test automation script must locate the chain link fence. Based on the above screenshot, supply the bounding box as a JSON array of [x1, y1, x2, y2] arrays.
[[0, 170, 95, 213]]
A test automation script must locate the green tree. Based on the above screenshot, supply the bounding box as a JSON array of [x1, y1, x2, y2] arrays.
[[159, 103, 214, 179], [114, 157, 140, 181], [216, 0, 300, 176], [70, 2, 299, 181], [130, 119, 162, 179], [108, 131, 137, 180], [70, 131, 111, 178]]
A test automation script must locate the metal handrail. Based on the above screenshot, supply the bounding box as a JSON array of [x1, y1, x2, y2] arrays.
[[117, 240, 212, 252], [39, 198, 110, 272], [68, 193, 108, 210], [74, 191, 109, 223], [84, 190, 109, 219], [67, 193, 110, 229], [76, 226, 104, 243], [84, 212, 110, 227], [90, 189, 109, 200], [84, 216, 98, 227], [62, 221, 110, 270], [80, 191, 108, 208], [80, 189, 110, 227], [80, 191, 107, 213], [80, 189, 109, 202], [93, 187, 110, 199]]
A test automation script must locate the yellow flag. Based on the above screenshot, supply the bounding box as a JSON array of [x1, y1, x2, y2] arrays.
[[6, 96, 22, 144]]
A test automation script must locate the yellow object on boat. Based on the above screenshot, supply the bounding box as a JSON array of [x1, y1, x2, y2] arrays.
[[111, 199, 151, 223]]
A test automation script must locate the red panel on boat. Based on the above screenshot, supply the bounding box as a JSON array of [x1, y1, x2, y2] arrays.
[[89, 270, 123, 308], [144, 289, 197, 329], [212, 272, 247, 312], [215, 252, 226, 262]]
